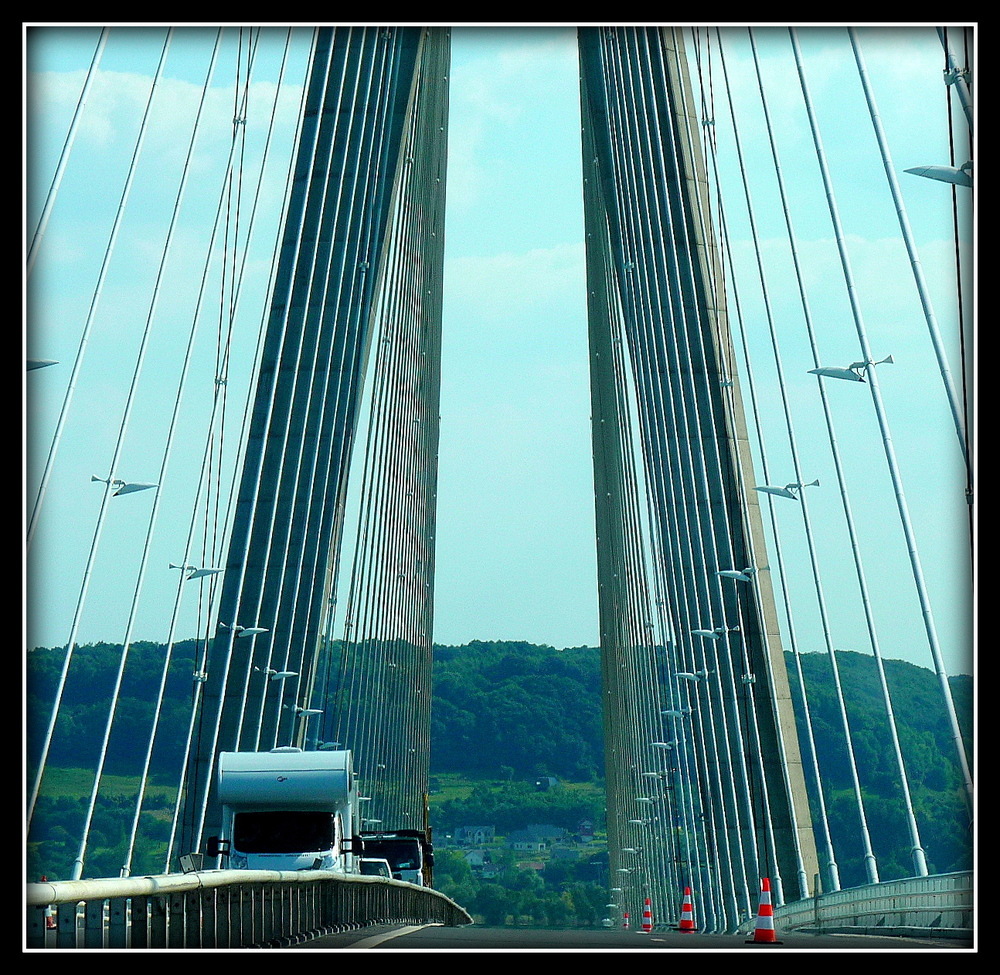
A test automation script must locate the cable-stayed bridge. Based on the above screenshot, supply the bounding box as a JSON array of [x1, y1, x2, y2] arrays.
[[24, 24, 974, 948]]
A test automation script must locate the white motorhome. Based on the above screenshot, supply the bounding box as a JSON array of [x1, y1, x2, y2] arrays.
[[209, 746, 359, 873]]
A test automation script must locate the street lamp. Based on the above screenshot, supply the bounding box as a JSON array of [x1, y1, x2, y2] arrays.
[[754, 480, 819, 500], [808, 354, 893, 382], [691, 626, 739, 640], [170, 563, 224, 580], [254, 666, 298, 681], [91, 474, 158, 496], [905, 162, 972, 187], [717, 567, 758, 582], [219, 621, 269, 638]]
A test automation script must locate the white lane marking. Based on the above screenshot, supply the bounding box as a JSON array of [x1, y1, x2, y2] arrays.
[[348, 925, 437, 948]]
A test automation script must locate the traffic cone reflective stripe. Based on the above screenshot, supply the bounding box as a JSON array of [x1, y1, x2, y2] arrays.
[[747, 877, 782, 944], [678, 886, 696, 932], [641, 898, 653, 933]]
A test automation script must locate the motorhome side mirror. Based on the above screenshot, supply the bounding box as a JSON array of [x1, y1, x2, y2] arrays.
[[425, 852, 434, 868], [206, 836, 230, 858], [351, 836, 365, 855]]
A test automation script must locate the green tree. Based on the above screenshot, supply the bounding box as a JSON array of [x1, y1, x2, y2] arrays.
[[474, 883, 512, 926]]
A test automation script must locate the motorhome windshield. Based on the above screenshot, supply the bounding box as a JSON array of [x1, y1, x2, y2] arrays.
[[234, 811, 334, 853]]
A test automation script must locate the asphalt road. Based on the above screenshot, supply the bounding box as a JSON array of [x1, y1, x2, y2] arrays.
[[288, 923, 973, 951]]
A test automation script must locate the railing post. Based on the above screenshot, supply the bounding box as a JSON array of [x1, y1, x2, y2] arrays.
[[185, 889, 202, 946], [262, 884, 275, 944], [230, 884, 245, 947], [131, 896, 149, 948], [56, 902, 77, 948], [314, 881, 323, 931], [315, 880, 326, 931], [108, 896, 127, 947], [290, 882, 302, 940], [349, 878, 359, 927], [272, 883, 285, 943], [55, 902, 77, 948], [214, 885, 231, 948], [168, 892, 185, 947], [150, 895, 168, 947], [26, 904, 47, 948], [304, 882, 314, 936], [295, 882, 306, 937], [323, 878, 337, 931], [241, 884, 257, 945], [84, 899, 104, 948], [201, 887, 217, 948], [280, 883, 292, 941]]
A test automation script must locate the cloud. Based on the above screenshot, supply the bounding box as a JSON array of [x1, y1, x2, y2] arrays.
[[446, 27, 580, 214], [445, 242, 585, 317]]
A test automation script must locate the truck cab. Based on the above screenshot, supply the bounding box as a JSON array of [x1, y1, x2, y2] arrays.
[[359, 829, 432, 886], [210, 747, 358, 873]]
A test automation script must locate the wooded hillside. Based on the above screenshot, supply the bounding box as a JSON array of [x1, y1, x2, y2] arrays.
[[25, 638, 972, 887]]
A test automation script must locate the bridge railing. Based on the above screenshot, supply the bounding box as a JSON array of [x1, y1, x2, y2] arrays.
[[25, 868, 473, 949], [737, 871, 973, 940]]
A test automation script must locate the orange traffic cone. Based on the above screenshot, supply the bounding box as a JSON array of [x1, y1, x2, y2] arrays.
[[622, 911, 630, 929], [641, 897, 653, 933], [678, 886, 696, 932], [746, 877, 782, 944]]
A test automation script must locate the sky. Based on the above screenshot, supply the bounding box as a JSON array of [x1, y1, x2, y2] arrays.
[[23, 24, 975, 679]]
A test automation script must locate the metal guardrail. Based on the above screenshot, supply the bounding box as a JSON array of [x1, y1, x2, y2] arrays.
[[737, 871, 974, 940], [25, 868, 473, 948]]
